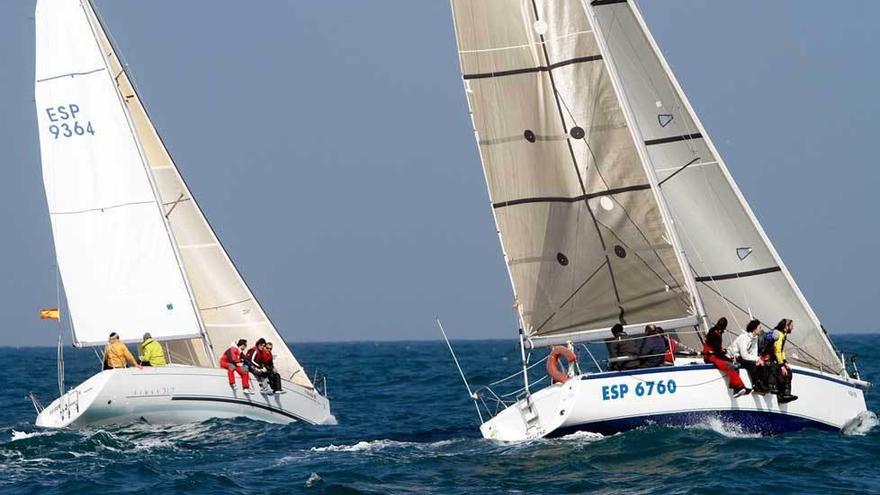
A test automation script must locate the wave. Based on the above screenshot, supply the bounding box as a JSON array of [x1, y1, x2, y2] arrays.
[[842, 410, 879, 436], [9, 430, 54, 442], [309, 438, 459, 453]]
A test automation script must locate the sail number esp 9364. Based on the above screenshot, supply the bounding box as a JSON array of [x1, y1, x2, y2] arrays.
[[602, 379, 677, 401], [45, 104, 95, 139]]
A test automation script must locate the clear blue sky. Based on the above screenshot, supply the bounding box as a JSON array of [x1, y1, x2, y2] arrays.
[[1, 1, 877, 346]]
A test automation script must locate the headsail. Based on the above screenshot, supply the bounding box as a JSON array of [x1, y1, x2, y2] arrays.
[[451, 0, 698, 346], [588, 0, 841, 373], [35, 0, 313, 386], [35, 0, 201, 346]]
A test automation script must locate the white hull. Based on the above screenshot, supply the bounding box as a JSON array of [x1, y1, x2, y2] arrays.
[[35, 365, 335, 428], [481, 361, 869, 441]]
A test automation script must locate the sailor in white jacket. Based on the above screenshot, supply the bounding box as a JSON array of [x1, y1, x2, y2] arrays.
[[727, 320, 765, 392]]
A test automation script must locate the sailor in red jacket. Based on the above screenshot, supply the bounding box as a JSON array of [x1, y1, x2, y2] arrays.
[[702, 318, 749, 397], [219, 339, 253, 394]]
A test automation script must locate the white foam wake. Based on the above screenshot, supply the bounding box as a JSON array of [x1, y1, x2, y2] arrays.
[[689, 417, 761, 439], [310, 438, 458, 453], [842, 411, 879, 436], [9, 430, 52, 442]]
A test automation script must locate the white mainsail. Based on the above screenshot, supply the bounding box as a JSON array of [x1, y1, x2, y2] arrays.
[[35, 0, 313, 387], [451, 0, 699, 347], [35, 0, 201, 346], [589, 0, 842, 373]]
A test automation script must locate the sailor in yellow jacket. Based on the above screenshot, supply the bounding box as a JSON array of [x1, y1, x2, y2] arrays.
[[103, 332, 141, 369], [138, 332, 167, 367]]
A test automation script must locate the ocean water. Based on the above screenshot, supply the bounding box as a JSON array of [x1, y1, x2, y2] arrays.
[[1, 335, 878, 494]]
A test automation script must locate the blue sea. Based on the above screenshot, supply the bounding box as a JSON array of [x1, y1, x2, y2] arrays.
[[2, 335, 878, 494]]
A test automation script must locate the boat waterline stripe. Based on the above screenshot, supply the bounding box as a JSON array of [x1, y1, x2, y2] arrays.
[[580, 363, 865, 390], [36, 67, 106, 83], [463, 54, 602, 80], [591, 0, 628, 6], [170, 395, 315, 424], [493, 184, 651, 209], [644, 133, 703, 146], [694, 266, 781, 282], [550, 409, 838, 437]]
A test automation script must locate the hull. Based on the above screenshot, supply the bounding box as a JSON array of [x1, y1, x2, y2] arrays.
[[35, 365, 335, 428], [481, 361, 869, 441]]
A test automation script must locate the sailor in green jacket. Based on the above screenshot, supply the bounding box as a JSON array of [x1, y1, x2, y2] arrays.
[[138, 332, 167, 367]]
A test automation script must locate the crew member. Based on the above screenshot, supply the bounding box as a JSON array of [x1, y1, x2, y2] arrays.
[[606, 324, 640, 371], [219, 339, 253, 394], [728, 320, 764, 393], [639, 324, 667, 368], [245, 338, 270, 392], [771, 319, 798, 404], [259, 341, 284, 394], [138, 332, 167, 367], [103, 332, 141, 370], [702, 318, 749, 397]]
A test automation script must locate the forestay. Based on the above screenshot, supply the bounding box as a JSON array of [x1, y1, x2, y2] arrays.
[[35, 0, 201, 346], [589, 0, 841, 373], [451, 0, 698, 346]]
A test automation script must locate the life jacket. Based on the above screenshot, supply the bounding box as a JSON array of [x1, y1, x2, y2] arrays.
[[222, 346, 242, 365], [664, 337, 677, 364], [757, 329, 778, 356]]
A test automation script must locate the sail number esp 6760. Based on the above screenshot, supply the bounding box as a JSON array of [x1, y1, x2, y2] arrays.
[[601, 379, 677, 401], [45, 104, 95, 139]]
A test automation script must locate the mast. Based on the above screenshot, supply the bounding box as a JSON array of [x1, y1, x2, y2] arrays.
[[80, 0, 214, 357], [582, 0, 707, 333]]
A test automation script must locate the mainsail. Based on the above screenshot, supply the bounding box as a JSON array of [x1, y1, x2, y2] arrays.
[[589, 0, 842, 373], [451, 0, 841, 373], [451, 0, 699, 347], [35, 0, 313, 386]]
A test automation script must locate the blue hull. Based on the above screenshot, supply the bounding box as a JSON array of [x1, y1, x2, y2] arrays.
[[549, 410, 839, 437]]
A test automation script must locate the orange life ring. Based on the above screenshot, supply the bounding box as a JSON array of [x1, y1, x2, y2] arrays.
[[546, 346, 577, 384]]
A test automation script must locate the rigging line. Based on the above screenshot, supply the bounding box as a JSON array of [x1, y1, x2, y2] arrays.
[[591, 217, 692, 301], [534, 260, 608, 334], [554, 90, 681, 288], [164, 192, 187, 218], [658, 157, 700, 186], [695, 278, 826, 370], [528, 1, 624, 314]]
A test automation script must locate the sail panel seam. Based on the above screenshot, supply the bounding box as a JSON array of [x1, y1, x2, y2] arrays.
[[50, 200, 155, 215], [492, 184, 651, 209], [462, 54, 602, 80], [644, 133, 703, 146], [36, 67, 106, 83], [694, 266, 781, 282]]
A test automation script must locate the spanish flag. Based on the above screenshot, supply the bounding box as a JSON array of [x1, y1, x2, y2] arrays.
[[40, 308, 60, 320]]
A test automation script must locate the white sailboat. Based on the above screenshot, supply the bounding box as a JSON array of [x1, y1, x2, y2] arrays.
[[32, 0, 334, 428], [449, 0, 869, 440]]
